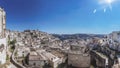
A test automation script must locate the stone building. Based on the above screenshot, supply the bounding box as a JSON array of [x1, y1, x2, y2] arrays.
[[68, 45, 90, 68], [90, 50, 114, 68], [0, 7, 7, 64], [0, 7, 6, 38], [68, 53, 90, 68], [27, 51, 48, 68]]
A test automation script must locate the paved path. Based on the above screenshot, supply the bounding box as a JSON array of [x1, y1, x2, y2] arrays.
[[10, 47, 26, 68], [7, 63, 17, 68]]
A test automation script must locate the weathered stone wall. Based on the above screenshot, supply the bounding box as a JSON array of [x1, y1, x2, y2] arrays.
[[29, 60, 45, 67], [68, 53, 90, 68]]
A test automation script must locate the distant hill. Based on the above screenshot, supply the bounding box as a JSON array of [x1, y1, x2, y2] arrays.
[[52, 34, 105, 40]]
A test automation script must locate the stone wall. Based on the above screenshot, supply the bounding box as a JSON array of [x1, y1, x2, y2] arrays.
[[68, 53, 90, 68], [28, 60, 46, 67], [0, 38, 7, 64]]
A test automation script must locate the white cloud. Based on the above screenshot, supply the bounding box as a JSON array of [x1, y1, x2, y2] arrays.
[[93, 9, 97, 13], [104, 8, 106, 12]]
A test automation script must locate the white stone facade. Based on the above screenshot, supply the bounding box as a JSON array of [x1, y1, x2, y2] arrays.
[[0, 7, 6, 38], [0, 7, 7, 64], [0, 38, 7, 64]]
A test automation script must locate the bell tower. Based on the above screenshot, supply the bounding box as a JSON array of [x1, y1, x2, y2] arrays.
[[0, 7, 6, 38]]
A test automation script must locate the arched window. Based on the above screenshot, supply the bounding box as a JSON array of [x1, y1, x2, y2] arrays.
[[33, 62, 36, 66]]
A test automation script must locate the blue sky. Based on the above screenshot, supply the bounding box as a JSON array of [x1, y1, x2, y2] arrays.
[[0, 0, 120, 34]]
